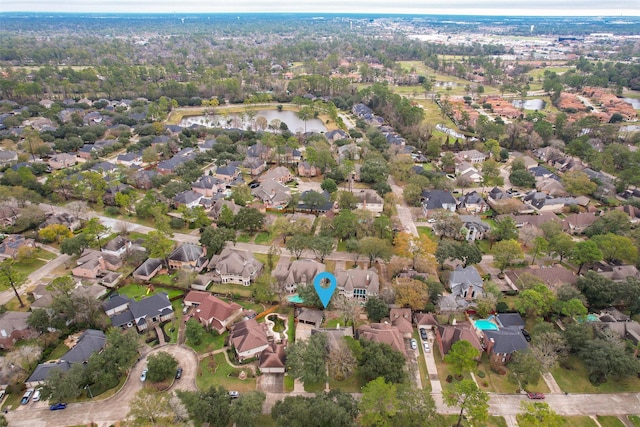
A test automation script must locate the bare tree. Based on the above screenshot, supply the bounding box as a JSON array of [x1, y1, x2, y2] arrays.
[[328, 339, 357, 381], [529, 331, 568, 372], [332, 295, 360, 327]]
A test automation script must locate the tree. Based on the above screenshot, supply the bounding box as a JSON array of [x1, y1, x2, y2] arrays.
[[359, 156, 389, 184], [0, 259, 26, 307], [530, 331, 568, 372], [227, 392, 266, 427], [200, 226, 235, 255], [392, 278, 429, 310], [578, 339, 640, 382], [185, 318, 205, 345], [365, 296, 389, 322], [562, 170, 597, 196], [27, 308, 51, 333], [40, 364, 84, 403], [395, 384, 443, 427], [493, 239, 523, 273], [231, 184, 254, 206], [286, 233, 309, 260], [453, 242, 482, 267], [328, 337, 357, 381], [508, 351, 543, 391], [286, 333, 328, 384], [298, 282, 323, 308], [83, 217, 108, 249], [584, 210, 631, 237], [432, 210, 463, 240], [559, 298, 588, 318], [445, 340, 480, 377], [146, 351, 178, 383], [592, 233, 638, 264], [345, 238, 360, 265], [358, 339, 406, 384], [481, 159, 503, 186], [100, 327, 140, 375], [359, 377, 398, 427], [493, 217, 519, 242], [178, 386, 231, 427], [516, 283, 556, 319], [443, 379, 489, 427], [518, 401, 564, 427], [271, 391, 359, 427], [128, 388, 172, 426], [548, 233, 574, 261], [570, 240, 602, 274], [337, 191, 359, 211], [530, 236, 549, 265], [393, 232, 436, 269], [309, 236, 334, 263], [333, 209, 358, 240], [233, 207, 265, 232], [321, 178, 338, 193], [435, 241, 456, 270], [359, 237, 392, 267], [142, 230, 174, 261], [576, 271, 616, 309], [38, 224, 73, 243], [509, 169, 536, 188]]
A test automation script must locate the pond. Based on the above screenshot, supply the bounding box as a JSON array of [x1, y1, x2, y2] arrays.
[[512, 99, 546, 110], [267, 314, 286, 333], [623, 97, 640, 110], [178, 109, 327, 133]]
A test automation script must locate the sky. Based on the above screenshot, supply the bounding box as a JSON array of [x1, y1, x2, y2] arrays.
[[2, 0, 639, 16]]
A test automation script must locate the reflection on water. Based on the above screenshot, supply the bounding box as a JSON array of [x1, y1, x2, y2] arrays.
[[178, 109, 327, 133], [623, 98, 640, 110], [512, 99, 545, 110]]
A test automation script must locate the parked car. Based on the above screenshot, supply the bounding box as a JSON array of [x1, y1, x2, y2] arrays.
[[410, 339, 417, 350], [423, 342, 430, 352], [140, 368, 148, 382], [427, 219, 436, 223], [175, 367, 183, 379], [20, 389, 34, 405], [32, 388, 41, 402], [229, 391, 240, 398], [521, 329, 531, 342], [419, 328, 428, 340], [527, 392, 545, 399], [50, 403, 67, 411]]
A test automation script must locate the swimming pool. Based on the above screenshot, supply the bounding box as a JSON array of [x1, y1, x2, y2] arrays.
[[474, 319, 499, 331], [287, 294, 304, 304]]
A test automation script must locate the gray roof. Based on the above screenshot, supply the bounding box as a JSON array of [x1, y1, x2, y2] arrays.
[[110, 310, 135, 327], [103, 236, 129, 252], [62, 329, 106, 363], [449, 265, 483, 294], [133, 258, 163, 277], [129, 293, 172, 320], [169, 244, 205, 263], [174, 190, 201, 205], [102, 294, 132, 311], [496, 313, 525, 329], [484, 327, 529, 355], [421, 190, 457, 210], [27, 361, 72, 383]]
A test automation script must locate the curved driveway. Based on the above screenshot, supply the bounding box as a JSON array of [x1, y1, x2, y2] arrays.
[[5, 344, 198, 427]]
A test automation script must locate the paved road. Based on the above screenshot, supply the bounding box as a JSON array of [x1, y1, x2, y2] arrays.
[[5, 344, 198, 427]]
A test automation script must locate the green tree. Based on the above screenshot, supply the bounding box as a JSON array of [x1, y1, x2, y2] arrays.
[[345, 238, 360, 265], [562, 170, 597, 196], [178, 386, 231, 427], [576, 271, 616, 309], [570, 240, 602, 274], [142, 230, 174, 261], [493, 239, 523, 273], [516, 283, 556, 319], [0, 259, 26, 307], [365, 296, 389, 322], [548, 233, 574, 261], [508, 351, 543, 391], [200, 226, 235, 255], [233, 207, 265, 232], [359, 236, 392, 267], [321, 178, 338, 193], [229, 391, 266, 427], [530, 330, 568, 372], [286, 333, 328, 384], [360, 156, 389, 184], [435, 240, 456, 270], [518, 401, 565, 427], [185, 318, 205, 346], [592, 233, 638, 264], [481, 159, 503, 186], [579, 339, 640, 382], [333, 209, 358, 240], [309, 235, 334, 263], [286, 233, 309, 259], [27, 308, 51, 333], [444, 340, 481, 377], [509, 169, 536, 188], [530, 236, 549, 265], [359, 377, 398, 427], [395, 384, 443, 427], [40, 364, 84, 403], [146, 351, 178, 383], [298, 282, 323, 308], [584, 210, 631, 237], [83, 217, 108, 249], [453, 242, 483, 267], [127, 389, 172, 426], [358, 339, 406, 384], [271, 391, 358, 427], [559, 298, 588, 318], [443, 379, 489, 427], [231, 184, 254, 206], [301, 190, 330, 211], [493, 217, 519, 241]]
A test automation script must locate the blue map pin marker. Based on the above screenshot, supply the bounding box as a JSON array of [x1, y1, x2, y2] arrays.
[[313, 271, 337, 309]]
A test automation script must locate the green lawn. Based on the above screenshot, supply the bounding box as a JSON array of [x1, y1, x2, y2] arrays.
[[597, 416, 626, 427], [254, 231, 274, 245], [288, 312, 295, 343], [116, 283, 184, 300], [416, 226, 436, 240], [328, 371, 365, 393], [236, 233, 253, 243], [47, 342, 70, 361], [163, 318, 180, 344], [196, 353, 256, 392], [628, 415, 640, 427], [207, 283, 253, 298], [187, 330, 227, 354], [255, 415, 277, 427], [442, 415, 508, 427], [303, 380, 325, 393], [413, 329, 431, 392], [552, 355, 640, 393], [476, 353, 548, 394], [284, 375, 295, 392]]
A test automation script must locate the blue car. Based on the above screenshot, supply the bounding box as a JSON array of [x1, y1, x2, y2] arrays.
[[50, 403, 67, 411]]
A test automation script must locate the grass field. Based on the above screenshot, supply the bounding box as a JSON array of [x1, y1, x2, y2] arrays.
[[186, 330, 226, 354], [628, 415, 640, 426], [552, 355, 640, 393], [328, 371, 364, 393], [597, 416, 626, 427], [196, 352, 256, 392], [116, 283, 184, 300], [207, 282, 253, 298]]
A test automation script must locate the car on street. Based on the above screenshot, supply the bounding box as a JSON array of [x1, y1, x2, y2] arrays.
[[410, 339, 417, 350], [175, 367, 183, 379], [50, 403, 67, 411], [419, 328, 428, 340], [20, 389, 34, 405], [140, 368, 148, 382], [527, 392, 545, 399], [229, 391, 240, 398], [423, 342, 430, 352]]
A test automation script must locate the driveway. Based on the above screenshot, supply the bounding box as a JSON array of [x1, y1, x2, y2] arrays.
[[4, 344, 198, 427]]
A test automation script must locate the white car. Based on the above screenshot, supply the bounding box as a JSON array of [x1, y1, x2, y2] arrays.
[[427, 219, 436, 223], [32, 388, 42, 402], [423, 342, 430, 352], [229, 391, 240, 398], [410, 339, 418, 350], [140, 368, 148, 382]]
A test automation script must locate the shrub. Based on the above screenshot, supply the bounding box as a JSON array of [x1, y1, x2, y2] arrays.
[[477, 370, 486, 378], [446, 375, 453, 383]]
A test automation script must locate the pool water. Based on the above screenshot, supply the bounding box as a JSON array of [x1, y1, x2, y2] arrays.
[[287, 294, 304, 304], [474, 319, 499, 331]]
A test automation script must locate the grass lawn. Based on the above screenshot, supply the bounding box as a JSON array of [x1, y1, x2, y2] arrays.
[[208, 283, 253, 298], [47, 342, 70, 361], [151, 272, 179, 286], [163, 318, 180, 344], [628, 415, 640, 426], [236, 233, 253, 243], [196, 353, 256, 392], [413, 329, 431, 392], [284, 375, 295, 392], [187, 330, 227, 354], [254, 231, 274, 245], [328, 371, 365, 393], [548, 416, 597, 427], [416, 226, 436, 240], [324, 259, 336, 273], [235, 299, 267, 314], [3, 254, 49, 286], [288, 312, 295, 343], [476, 353, 548, 394], [597, 416, 626, 427], [304, 380, 325, 393], [117, 283, 184, 300], [443, 415, 507, 427], [256, 415, 276, 427], [552, 355, 640, 393]]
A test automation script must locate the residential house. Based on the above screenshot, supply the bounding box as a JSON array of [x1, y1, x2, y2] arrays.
[[0, 235, 35, 260], [72, 249, 121, 279], [296, 308, 325, 328], [101, 236, 131, 258], [455, 162, 483, 183], [156, 153, 196, 175], [183, 291, 243, 333], [0, 150, 18, 166], [519, 155, 538, 169], [0, 207, 19, 228], [260, 166, 293, 184], [173, 190, 203, 209], [199, 139, 217, 152], [434, 322, 483, 358], [352, 103, 374, 120], [457, 191, 488, 214], [244, 158, 267, 177], [455, 150, 486, 164], [414, 312, 439, 329], [273, 258, 326, 294], [48, 153, 77, 170], [131, 169, 157, 190], [259, 343, 287, 374], [209, 247, 263, 286], [252, 179, 291, 210], [109, 293, 174, 331], [536, 178, 569, 197], [337, 143, 360, 161], [357, 323, 407, 357], [325, 129, 348, 143], [246, 142, 272, 161], [297, 161, 319, 177], [616, 205, 640, 223], [25, 329, 106, 388], [421, 190, 457, 217], [529, 166, 558, 181], [168, 244, 208, 272], [0, 312, 37, 349], [116, 152, 142, 166], [523, 191, 577, 213], [335, 267, 380, 302], [587, 262, 640, 282], [389, 308, 413, 339], [449, 265, 484, 300], [505, 265, 576, 290], [482, 327, 529, 365], [497, 213, 560, 230], [132, 258, 163, 281], [560, 212, 597, 234], [487, 187, 511, 202], [229, 318, 270, 361], [458, 215, 490, 241], [209, 199, 242, 221], [190, 275, 212, 291], [215, 163, 240, 183], [354, 190, 384, 215], [103, 294, 132, 317], [298, 190, 334, 213]]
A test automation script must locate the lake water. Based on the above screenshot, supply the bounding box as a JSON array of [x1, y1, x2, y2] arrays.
[[512, 99, 545, 110], [179, 109, 327, 133], [623, 98, 640, 110]]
